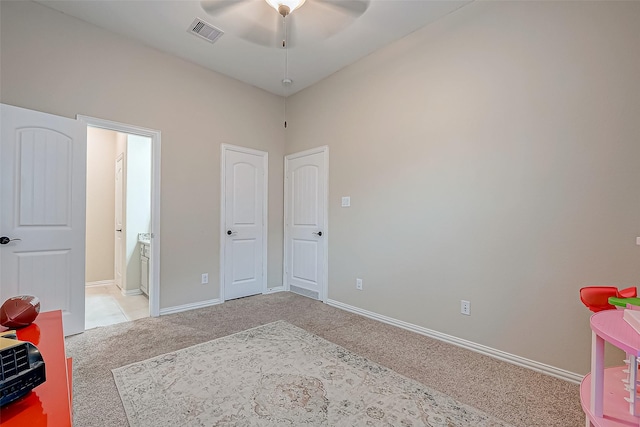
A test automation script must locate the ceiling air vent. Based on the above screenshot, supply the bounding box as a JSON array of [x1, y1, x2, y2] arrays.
[[188, 18, 224, 44]]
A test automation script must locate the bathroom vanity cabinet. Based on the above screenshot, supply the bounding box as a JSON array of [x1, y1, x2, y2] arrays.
[[140, 241, 149, 296]]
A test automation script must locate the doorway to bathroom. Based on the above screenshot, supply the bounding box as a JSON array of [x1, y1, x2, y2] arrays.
[[82, 117, 161, 329]]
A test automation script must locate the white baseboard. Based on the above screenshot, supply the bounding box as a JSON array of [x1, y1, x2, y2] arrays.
[[160, 298, 222, 316], [121, 288, 143, 296], [159, 288, 284, 316], [85, 280, 114, 287], [326, 298, 583, 384]]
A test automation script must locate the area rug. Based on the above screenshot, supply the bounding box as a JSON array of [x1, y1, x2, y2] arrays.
[[112, 321, 513, 426]]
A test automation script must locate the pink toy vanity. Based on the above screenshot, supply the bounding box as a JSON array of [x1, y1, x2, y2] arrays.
[[581, 309, 640, 426]]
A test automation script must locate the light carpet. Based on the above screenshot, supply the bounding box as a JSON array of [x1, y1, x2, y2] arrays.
[[112, 320, 513, 427]]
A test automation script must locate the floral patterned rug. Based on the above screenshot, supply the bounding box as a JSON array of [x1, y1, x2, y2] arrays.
[[112, 321, 513, 426]]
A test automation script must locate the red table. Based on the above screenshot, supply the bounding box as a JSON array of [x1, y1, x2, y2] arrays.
[[0, 310, 72, 427]]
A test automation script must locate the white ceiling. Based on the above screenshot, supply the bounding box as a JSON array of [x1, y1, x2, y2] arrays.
[[37, 0, 472, 97]]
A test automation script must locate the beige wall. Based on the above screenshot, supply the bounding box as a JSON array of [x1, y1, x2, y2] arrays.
[[86, 127, 117, 283], [0, 1, 285, 308], [4, 0, 640, 375], [285, 1, 640, 374]]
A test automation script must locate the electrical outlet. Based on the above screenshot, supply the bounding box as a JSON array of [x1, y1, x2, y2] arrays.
[[461, 300, 470, 315], [201, 273, 209, 284], [356, 278, 363, 290]]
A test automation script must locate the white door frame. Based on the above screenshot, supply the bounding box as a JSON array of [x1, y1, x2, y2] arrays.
[[284, 146, 329, 302], [78, 115, 161, 317], [220, 144, 268, 302]]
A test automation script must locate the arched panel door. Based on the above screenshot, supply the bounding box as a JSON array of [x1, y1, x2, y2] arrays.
[[1, 103, 86, 336]]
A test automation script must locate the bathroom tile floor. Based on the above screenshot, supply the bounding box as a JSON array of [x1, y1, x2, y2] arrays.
[[85, 283, 149, 330]]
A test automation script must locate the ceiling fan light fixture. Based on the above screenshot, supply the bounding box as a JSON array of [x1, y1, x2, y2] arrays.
[[265, 0, 306, 17]]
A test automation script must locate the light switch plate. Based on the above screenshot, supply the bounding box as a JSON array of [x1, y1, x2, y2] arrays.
[[636, 237, 640, 246], [341, 196, 351, 207]]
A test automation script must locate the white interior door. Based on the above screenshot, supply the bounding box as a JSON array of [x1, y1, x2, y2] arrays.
[[284, 146, 328, 301], [221, 145, 267, 300], [0, 103, 86, 336], [114, 153, 124, 288]]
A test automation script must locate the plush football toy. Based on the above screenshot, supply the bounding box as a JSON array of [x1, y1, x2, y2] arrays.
[[0, 295, 41, 328]]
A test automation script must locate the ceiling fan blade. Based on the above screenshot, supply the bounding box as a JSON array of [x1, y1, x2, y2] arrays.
[[290, 2, 354, 45], [237, 3, 281, 47], [238, 27, 273, 47], [200, 0, 250, 15], [315, 0, 369, 17]]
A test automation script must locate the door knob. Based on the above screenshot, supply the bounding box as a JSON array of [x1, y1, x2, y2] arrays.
[[227, 230, 237, 236], [0, 236, 21, 245], [312, 231, 323, 237], [116, 229, 122, 232]]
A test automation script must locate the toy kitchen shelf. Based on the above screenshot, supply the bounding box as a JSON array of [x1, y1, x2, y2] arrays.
[[581, 309, 640, 426]]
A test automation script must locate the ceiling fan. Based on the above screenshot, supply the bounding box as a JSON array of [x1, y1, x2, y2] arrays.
[[200, 0, 370, 48]]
